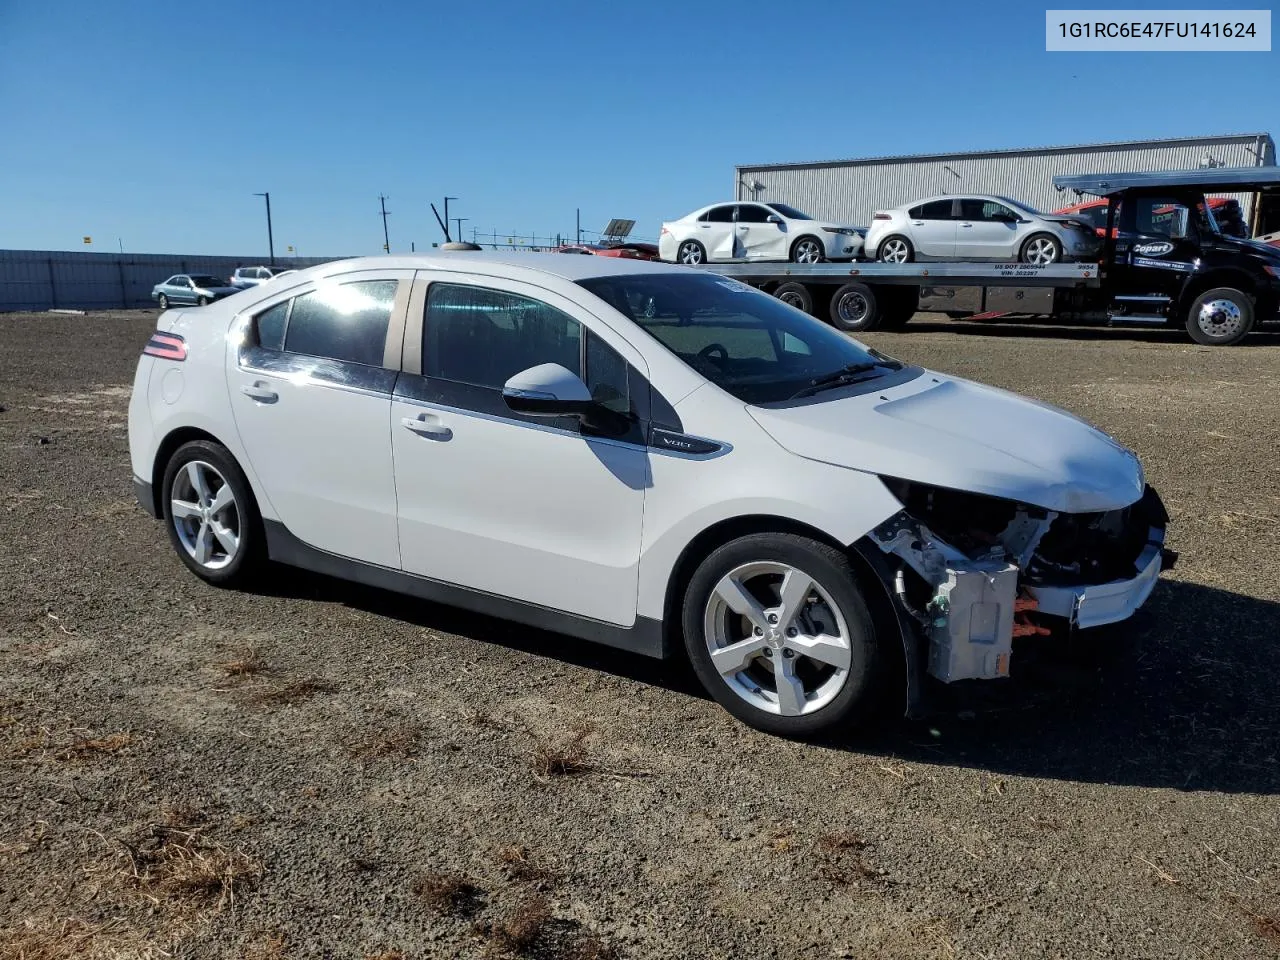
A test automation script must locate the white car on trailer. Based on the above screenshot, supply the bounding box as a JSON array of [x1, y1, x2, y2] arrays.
[[659, 202, 865, 265]]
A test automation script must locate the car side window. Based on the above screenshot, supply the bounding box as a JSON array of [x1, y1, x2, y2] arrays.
[[918, 200, 954, 220], [735, 204, 771, 224], [424, 283, 582, 390], [584, 330, 629, 414], [704, 205, 736, 223], [281, 279, 397, 366], [979, 200, 1015, 221], [255, 301, 289, 351]]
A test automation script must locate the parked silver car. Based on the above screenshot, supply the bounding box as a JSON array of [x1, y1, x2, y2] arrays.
[[230, 265, 296, 289], [864, 195, 1102, 264]]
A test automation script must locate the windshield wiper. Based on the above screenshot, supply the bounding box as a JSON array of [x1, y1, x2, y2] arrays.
[[787, 362, 891, 400]]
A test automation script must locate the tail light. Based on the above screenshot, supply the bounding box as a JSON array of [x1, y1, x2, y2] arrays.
[[873, 212, 891, 220], [143, 331, 186, 361], [660, 226, 670, 236]]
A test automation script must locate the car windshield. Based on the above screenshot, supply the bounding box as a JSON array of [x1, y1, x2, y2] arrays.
[[994, 196, 1040, 216], [766, 203, 813, 220], [578, 273, 908, 404], [190, 275, 223, 287]]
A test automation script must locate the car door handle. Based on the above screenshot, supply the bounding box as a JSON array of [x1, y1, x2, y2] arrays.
[[401, 414, 452, 440], [960, 222, 973, 228], [240, 382, 278, 403], [911, 220, 925, 225]]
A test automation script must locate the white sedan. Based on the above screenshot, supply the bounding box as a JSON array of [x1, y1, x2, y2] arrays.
[[128, 252, 1171, 736], [863, 195, 1103, 264], [659, 202, 864, 265]]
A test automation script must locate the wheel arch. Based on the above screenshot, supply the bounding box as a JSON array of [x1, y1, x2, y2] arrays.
[[660, 514, 916, 715], [1176, 269, 1262, 314], [149, 426, 243, 517]]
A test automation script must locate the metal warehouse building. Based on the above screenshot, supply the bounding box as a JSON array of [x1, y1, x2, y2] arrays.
[[735, 133, 1276, 227]]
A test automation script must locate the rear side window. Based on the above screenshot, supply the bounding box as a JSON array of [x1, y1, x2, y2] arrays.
[[914, 199, 954, 220], [701, 205, 736, 223], [281, 279, 397, 366], [255, 301, 289, 350], [424, 283, 582, 389]]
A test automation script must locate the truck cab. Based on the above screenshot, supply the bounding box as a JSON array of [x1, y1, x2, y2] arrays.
[[1054, 167, 1280, 345]]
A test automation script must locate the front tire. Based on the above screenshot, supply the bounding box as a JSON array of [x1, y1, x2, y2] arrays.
[[1185, 286, 1254, 345], [790, 236, 825, 264], [682, 533, 883, 737], [161, 440, 264, 586], [1020, 233, 1062, 265], [677, 240, 707, 265]]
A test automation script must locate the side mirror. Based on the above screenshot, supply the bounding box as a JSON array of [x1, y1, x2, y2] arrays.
[[502, 363, 593, 417], [766, 214, 783, 224]]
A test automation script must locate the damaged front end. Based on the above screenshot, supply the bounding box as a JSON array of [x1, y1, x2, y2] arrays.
[[871, 477, 1176, 684]]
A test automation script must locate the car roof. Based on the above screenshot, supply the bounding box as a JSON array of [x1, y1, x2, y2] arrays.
[[280, 251, 685, 285]]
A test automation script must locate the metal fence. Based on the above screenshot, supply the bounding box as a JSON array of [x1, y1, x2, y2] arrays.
[[0, 249, 346, 312]]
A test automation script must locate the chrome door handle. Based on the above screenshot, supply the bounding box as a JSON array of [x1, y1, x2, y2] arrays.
[[240, 382, 278, 403], [960, 222, 973, 228], [911, 220, 925, 225], [401, 414, 452, 440]]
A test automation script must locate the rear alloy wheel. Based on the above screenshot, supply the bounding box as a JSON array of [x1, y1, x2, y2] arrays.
[[828, 282, 881, 332], [682, 533, 882, 737], [158, 294, 169, 310], [773, 281, 814, 314], [878, 236, 913, 263], [1020, 233, 1062, 265], [161, 440, 264, 586], [677, 240, 707, 265], [1185, 287, 1254, 346], [790, 236, 825, 264]]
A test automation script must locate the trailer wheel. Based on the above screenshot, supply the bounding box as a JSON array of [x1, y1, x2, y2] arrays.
[[1184, 287, 1254, 345], [829, 282, 880, 332], [773, 282, 814, 314]]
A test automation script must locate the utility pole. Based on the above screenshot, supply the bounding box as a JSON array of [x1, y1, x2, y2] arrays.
[[453, 217, 468, 242], [576, 207, 581, 245], [379, 194, 391, 253], [254, 192, 275, 264], [411, 241, 415, 252], [443, 197, 457, 241]]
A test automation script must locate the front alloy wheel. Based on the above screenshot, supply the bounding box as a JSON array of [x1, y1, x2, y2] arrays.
[[682, 533, 883, 737], [791, 237, 824, 264]]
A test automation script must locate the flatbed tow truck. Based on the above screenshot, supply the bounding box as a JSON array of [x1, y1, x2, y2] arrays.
[[692, 166, 1280, 346]]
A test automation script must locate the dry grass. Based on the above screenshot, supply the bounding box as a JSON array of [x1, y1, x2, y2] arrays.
[[561, 932, 621, 960], [0, 916, 159, 960], [495, 845, 559, 887], [477, 896, 553, 955], [246, 678, 337, 706], [242, 934, 288, 960], [346, 723, 423, 760], [532, 723, 594, 778], [108, 823, 262, 912], [814, 831, 888, 889], [413, 871, 484, 917], [57, 731, 135, 759], [218, 646, 269, 678]]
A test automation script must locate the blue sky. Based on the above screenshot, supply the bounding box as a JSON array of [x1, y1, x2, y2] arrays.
[[0, 0, 1274, 255]]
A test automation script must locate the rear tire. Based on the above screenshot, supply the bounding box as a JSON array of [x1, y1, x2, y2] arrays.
[[877, 235, 913, 263], [197, 296, 209, 306], [773, 281, 814, 314], [1184, 286, 1254, 345], [161, 440, 265, 587], [676, 240, 707, 265], [829, 282, 880, 332], [158, 294, 169, 310], [682, 533, 884, 738]]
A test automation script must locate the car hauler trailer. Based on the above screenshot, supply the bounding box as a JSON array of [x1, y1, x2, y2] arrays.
[[694, 166, 1280, 346]]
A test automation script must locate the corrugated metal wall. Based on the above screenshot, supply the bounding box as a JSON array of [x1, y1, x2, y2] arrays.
[[736, 135, 1275, 226], [0, 250, 348, 312]]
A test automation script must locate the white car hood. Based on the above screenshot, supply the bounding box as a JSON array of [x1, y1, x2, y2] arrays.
[[748, 372, 1144, 514]]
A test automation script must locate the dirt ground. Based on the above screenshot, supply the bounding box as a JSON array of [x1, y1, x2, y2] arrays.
[[2, 308, 1279, 960]]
